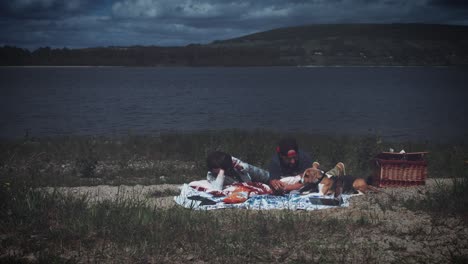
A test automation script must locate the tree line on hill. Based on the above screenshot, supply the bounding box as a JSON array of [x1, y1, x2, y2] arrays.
[[0, 45, 287, 66], [2, 24, 468, 66]]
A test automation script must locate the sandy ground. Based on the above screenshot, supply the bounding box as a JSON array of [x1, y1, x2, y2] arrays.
[[40, 178, 454, 208], [27, 178, 468, 262]]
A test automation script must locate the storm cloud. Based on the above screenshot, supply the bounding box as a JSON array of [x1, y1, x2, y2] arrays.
[[1, 0, 467, 49]]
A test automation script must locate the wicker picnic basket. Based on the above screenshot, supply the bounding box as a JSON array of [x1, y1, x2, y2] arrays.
[[373, 152, 428, 187]]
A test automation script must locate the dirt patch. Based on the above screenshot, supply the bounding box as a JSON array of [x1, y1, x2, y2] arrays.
[[19, 178, 468, 263], [316, 178, 468, 263], [41, 178, 453, 208]]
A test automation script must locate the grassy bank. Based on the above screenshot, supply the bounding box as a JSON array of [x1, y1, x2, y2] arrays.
[[1, 178, 468, 263], [0, 130, 466, 187], [1, 185, 379, 263], [1, 130, 467, 263], [0, 186, 365, 263]]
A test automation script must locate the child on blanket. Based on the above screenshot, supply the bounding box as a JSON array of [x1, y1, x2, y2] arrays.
[[189, 151, 270, 191]]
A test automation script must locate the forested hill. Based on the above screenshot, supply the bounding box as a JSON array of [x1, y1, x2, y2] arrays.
[[2, 24, 468, 66]]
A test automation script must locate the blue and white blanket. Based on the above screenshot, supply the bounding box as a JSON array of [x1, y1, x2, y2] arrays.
[[174, 184, 356, 210]]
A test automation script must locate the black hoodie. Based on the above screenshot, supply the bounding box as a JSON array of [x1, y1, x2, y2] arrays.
[[268, 149, 313, 180]]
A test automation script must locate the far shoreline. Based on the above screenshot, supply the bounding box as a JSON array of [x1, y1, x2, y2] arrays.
[[0, 65, 455, 68]]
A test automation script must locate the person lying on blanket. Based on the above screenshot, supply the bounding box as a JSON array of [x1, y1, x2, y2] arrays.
[[268, 137, 314, 193], [203, 151, 270, 191], [267, 137, 348, 195]]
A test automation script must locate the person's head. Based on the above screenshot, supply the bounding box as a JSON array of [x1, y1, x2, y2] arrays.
[[206, 151, 233, 175], [276, 137, 299, 168]]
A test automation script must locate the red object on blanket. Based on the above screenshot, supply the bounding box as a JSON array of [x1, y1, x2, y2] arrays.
[[223, 190, 249, 204], [222, 182, 273, 204], [189, 182, 273, 204], [230, 182, 273, 195], [189, 186, 225, 197]]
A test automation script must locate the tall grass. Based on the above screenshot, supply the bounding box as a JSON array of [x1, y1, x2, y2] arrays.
[[402, 175, 468, 219], [1, 130, 466, 187], [2, 180, 467, 263], [1, 130, 467, 262], [1, 181, 384, 263]]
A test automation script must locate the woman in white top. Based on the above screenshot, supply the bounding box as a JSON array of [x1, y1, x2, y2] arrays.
[[205, 151, 270, 190]]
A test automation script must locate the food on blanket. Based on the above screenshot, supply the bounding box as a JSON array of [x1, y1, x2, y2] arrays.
[[186, 182, 274, 205], [226, 182, 273, 196], [223, 191, 249, 204], [222, 183, 273, 204], [176, 183, 354, 210]]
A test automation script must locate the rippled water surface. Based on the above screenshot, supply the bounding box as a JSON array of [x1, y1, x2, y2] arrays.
[[1, 66, 466, 142]]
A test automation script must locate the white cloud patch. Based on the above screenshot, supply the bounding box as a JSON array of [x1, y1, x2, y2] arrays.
[[243, 5, 291, 19], [177, 1, 219, 17], [112, 0, 247, 18], [112, 0, 161, 18]]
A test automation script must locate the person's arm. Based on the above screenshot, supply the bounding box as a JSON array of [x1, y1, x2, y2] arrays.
[[212, 169, 225, 190], [247, 164, 270, 183], [207, 170, 225, 190], [283, 182, 304, 192], [279, 175, 304, 192], [206, 171, 215, 181], [231, 156, 252, 182], [268, 156, 287, 191], [237, 159, 270, 184], [268, 156, 282, 180]]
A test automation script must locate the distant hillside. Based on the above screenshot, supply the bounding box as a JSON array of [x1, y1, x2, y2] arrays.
[[210, 23, 468, 66], [2, 24, 468, 66]]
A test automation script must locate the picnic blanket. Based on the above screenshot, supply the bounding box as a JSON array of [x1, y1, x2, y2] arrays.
[[174, 183, 356, 210]]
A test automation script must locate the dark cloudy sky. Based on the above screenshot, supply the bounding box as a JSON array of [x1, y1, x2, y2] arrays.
[[1, 0, 467, 50]]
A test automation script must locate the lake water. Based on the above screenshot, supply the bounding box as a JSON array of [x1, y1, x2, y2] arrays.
[[0, 66, 467, 142]]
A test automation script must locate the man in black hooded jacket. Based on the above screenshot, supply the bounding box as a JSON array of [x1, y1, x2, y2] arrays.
[[268, 137, 313, 192]]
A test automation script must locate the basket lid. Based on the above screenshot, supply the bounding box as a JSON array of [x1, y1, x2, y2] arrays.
[[376, 152, 428, 161]]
